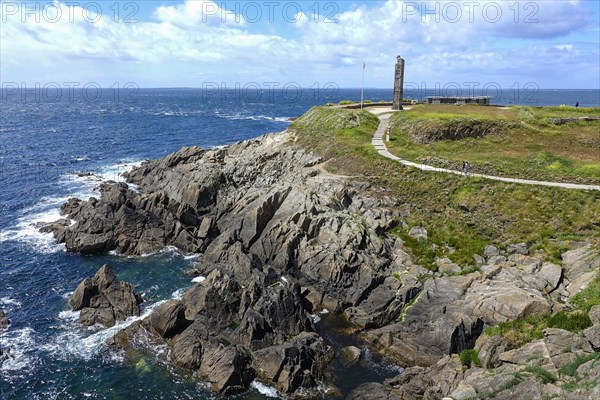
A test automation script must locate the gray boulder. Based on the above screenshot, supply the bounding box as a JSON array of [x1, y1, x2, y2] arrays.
[[589, 305, 600, 326], [340, 345, 362, 366], [70, 264, 143, 327], [0, 309, 9, 331], [199, 345, 254, 395], [147, 300, 190, 338], [483, 245, 500, 258], [408, 226, 428, 240], [346, 382, 397, 400], [0, 309, 10, 365], [252, 332, 334, 394]]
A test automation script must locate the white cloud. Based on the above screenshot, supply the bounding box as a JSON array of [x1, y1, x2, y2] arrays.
[[0, 0, 597, 88]]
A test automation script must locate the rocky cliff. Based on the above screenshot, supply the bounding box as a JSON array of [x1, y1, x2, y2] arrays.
[[43, 114, 600, 397]]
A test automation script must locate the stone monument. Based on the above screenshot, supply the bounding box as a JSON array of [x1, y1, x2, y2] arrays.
[[392, 55, 405, 110]]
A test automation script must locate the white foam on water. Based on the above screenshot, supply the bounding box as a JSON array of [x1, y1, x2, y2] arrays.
[[171, 288, 186, 300], [40, 298, 167, 362], [191, 276, 206, 283], [311, 314, 322, 324], [0, 297, 22, 308], [183, 253, 201, 260], [216, 112, 291, 123], [58, 310, 80, 322], [319, 308, 330, 315], [0, 160, 144, 254], [363, 348, 404, 374], [251, 380, 280, 398], [0, 327, 38, 373], [136, 245, 200, 260]]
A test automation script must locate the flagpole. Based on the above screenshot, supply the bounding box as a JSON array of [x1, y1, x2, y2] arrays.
[[361, 62, 365, 110]]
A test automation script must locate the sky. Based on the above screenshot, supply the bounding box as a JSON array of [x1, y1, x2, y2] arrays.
[[0, 0, 599, 89]]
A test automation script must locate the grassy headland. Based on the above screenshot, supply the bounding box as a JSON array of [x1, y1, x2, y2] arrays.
[[386, 104, 600, 184], [290, 106, 600, 270]]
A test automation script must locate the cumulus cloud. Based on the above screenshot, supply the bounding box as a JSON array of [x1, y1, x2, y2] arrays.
[[0, 0, 597, 87]]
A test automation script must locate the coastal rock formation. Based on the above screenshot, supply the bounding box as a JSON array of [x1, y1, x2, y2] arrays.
[[0, 309, 10, 364], [70, 264, 143, 327], [43, 124, 600, 396], [0, 309, 8, 331], [108, 266, 333, 395], [349, 327, 600, 399]]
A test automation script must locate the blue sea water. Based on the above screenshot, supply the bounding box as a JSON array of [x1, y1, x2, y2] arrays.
[[0, 88, 598, 399]]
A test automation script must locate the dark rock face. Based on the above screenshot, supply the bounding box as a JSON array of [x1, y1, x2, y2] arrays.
[[70, 264, 143, 327], [0, 309, 9, 331], [110, 266, 333, 396], [0, 309, 10, 364], [252, 332, 334, 394], [42, 130, 600, 397]]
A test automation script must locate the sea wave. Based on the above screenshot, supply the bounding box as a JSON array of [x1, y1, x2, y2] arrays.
[[40, 299, 167, 363], [0, 327, 38, 374], [0, 160, 143, 254], [251, 380, 280, 398], [215, 112, 291, 123], [0, 297, 22, 309]]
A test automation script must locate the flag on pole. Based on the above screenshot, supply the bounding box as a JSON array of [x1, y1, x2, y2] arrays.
[[363, 62, 366, 70]]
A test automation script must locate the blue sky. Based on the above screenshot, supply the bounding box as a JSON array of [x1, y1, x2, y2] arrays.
[[1, 1, 599, 88]]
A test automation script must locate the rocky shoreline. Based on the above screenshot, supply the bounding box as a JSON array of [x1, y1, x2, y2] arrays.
[[41, 124, 600, 397], [0, 309, 9, 364]]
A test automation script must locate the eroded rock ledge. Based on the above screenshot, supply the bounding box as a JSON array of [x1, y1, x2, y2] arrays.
[[69, 264, 143, 327], [0, 309, 10, 364], [43, 130, 600, 397], [348, 309, 600, 400]]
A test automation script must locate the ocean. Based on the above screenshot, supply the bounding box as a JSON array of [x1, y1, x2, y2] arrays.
[[1, 88, 598, 399]]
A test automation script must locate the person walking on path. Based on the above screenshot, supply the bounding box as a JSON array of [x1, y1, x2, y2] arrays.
[[462, 161, 467, 175], [465, 161, 470, 176]]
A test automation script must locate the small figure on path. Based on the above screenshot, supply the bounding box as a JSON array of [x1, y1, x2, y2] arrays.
[[462, 161, 467, 175], [465, 162, 470, 176], [575, 101, 579, 108]]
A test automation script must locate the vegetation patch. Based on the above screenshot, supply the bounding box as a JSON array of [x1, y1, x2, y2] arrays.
[[387, 104, 600, 183], [523, 365, 557, 384], [290, 106, 599, 275], [484, 310, 592, 349], [571, 269, 600, 312], [459, 349, 481, 368], [559, 352, 600, 377]]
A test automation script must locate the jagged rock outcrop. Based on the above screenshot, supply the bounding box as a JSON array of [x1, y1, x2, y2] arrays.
[[70, 264, 143, 327], [349, 326, 600, 399], [0, 309, 10, 364], [0, 309, 8, 331], [363, 248, 600, 368], [43, 125, 600, 397], [108, 265, 333, 396]]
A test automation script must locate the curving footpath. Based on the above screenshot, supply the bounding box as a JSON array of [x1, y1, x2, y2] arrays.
[[370, 111, 600, 191]]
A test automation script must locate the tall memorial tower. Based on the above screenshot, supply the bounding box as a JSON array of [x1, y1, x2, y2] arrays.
[[392, 55, 405, 110]]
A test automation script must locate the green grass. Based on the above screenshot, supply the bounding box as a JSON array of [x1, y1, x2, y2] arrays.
[[289, 106, 599, 280], [391, 231, 437, 271], [484, 311, 593, 350], [558, 353, 600, 377], [571, 269, 600, 312], [524, 366, 557, 384], [387, 104, 600, 184], [460, 349, 481, 368]]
